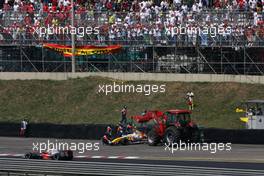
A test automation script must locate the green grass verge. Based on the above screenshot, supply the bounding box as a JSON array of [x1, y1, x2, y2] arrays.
[[0, 76, 263, 129]]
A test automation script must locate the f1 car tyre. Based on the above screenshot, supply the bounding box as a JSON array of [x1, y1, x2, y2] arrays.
[[24, 153, 31, 159], [147, 129, 160, 146], [52, 154, 60, 160], [164, 126, 180, 146], [120, 138, 128, 145]]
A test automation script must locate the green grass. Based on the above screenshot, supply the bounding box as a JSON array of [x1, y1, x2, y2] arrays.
[[0, 76, 263, 129]]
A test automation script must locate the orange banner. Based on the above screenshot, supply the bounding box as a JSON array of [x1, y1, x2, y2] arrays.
[[43, 43, 122, 57]]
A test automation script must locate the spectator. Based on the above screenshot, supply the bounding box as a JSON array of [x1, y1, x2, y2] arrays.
[[0, 0, 262, 45]]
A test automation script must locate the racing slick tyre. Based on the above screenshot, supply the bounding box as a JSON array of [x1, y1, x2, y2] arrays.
[[52, 154, 60, 160], [147, 129, 160, 146], [24, 153, 31, 159], [120, 138, 129, 145], [164, 126, 181, 146]]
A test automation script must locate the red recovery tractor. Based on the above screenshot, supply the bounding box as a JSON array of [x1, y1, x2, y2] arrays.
[[130, 110, 204, 146]]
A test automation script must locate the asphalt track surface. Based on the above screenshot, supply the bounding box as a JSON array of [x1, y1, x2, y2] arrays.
[[0, 137, 264, 175]]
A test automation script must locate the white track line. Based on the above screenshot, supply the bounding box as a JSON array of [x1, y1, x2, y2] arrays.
[[125, 156, 140, 159], [0, 153, 140, 159]]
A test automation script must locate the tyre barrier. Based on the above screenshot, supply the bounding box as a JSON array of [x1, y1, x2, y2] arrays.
[[0, 122, 106, 139], [203, 128, 264, 144], [0, 123, 264, 144]]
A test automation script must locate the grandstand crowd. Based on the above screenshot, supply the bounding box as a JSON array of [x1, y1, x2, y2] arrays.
[[0, 0, 263, 45]]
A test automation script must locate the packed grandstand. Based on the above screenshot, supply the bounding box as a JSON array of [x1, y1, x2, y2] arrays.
[[0, 0, 263, 74], [0, 0, 263, 45]]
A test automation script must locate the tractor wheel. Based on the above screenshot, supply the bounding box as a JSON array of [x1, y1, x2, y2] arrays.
[[147, 129, 160, 146], [164, 127, 180, 146]]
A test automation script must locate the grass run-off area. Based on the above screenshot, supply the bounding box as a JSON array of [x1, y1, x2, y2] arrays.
[[0, 76, 263, 129]]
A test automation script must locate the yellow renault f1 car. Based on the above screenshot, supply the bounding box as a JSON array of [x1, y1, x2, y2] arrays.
[[103, 130, 147, 145]]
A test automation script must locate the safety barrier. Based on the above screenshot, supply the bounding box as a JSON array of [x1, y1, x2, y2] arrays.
[[203, 128, 264, 144], [0, 123, 264, 144], [0, 122, 106, 139]]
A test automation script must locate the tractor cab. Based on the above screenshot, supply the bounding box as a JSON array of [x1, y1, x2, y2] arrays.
[[164, 110, 192, 127], [237, 100, 264, 129]]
